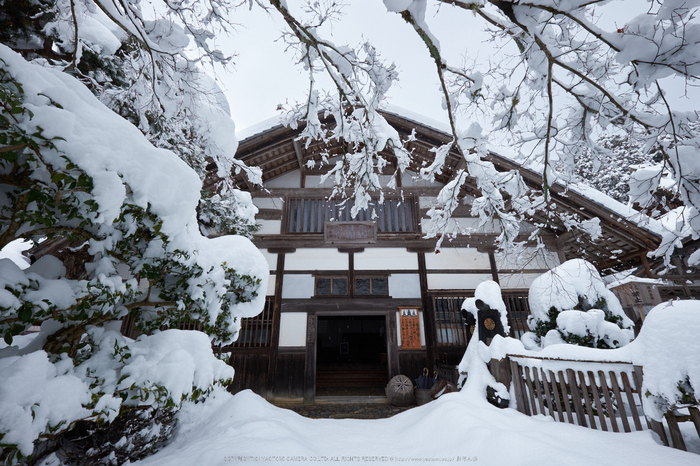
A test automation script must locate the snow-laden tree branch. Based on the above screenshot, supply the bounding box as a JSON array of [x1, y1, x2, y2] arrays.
[[270, 0, 412, 216], [268, 0, 700, 263]]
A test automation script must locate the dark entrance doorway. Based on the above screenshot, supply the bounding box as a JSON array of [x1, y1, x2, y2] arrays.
[[316, 315, 389, 395]]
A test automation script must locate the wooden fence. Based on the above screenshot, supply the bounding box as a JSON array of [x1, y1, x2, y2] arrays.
[[491, 354, 700, 451], [505, 355, 646, 432]]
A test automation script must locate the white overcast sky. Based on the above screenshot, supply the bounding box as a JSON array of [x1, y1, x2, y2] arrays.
[[211, 1, 698, 134]]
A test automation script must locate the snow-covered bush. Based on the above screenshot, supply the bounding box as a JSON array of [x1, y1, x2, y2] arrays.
[[631, 300, 700, 422], [523, 259, 634, 350], [0, 32, 267, 465], [0, 0, 262, 239]]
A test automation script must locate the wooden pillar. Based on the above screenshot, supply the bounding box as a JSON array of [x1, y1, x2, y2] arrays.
[[672, 257, 692, 298], [639, 252, 652, 278], [304, 313, 317, 404], [348, 251, 355, 296], [557, 247, 567, 265], [488, 251, 500, 284], [387, 311, 399, 379], [266, 252, 286, 398], [417, 251, 436, 372]]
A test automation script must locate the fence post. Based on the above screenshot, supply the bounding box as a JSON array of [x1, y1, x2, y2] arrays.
[[488, 358, 512, 388], [634, 365, 669, 446], [508, 358, 530, 415]]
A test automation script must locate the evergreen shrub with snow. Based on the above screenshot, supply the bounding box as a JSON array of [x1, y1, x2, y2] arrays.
[[0, 1, 269, 462], [629, 300, 700, 422], [523, 259, 634, 350]]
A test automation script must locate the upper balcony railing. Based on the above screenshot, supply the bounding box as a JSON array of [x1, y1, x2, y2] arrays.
[[286, 197, 416, 234]]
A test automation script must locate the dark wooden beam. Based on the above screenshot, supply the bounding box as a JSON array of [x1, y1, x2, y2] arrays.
[[488, 251, 500, 284], [293, 140, 306, 188], [253, 232, 547, 250], [418, 252, 437, 373], [266, 253, 286, 397], [266, 247, 296, 254], [304, 312, 317, 404]]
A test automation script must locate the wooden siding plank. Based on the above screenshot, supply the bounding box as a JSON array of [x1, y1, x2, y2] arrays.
[[620, 371, 643, 431], [588, 371, 609, 432], [578, 371, 597, 429], [609, 371, 631, 433], [688, 407, 700, 439], [665, 412, 687, 451], [632, 365, 653, 431], [558, 370, 575, 424], [540, 368, 555, 419], [510, 360, 530, 415], [532, 368, 546, 416], [567, 369, 587, 427], [524, 367, 538, 415], [599, 371, 619, 432], [549, 370, 565, 422]]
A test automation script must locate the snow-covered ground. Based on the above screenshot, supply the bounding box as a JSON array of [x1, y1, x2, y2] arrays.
[[124, 387, 698, 466]]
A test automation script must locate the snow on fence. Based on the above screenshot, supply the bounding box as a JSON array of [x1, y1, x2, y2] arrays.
[[500, 355, 647, 433]]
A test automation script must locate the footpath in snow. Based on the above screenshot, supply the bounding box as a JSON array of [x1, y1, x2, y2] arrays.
[[127, 387, 698, 466]]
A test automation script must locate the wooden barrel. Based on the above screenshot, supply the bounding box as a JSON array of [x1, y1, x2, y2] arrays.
[[386, 375, 414, 406], [415, 388, 432, 405]]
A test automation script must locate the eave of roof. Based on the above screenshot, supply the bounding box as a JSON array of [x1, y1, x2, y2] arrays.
[[235, 106, 663, 242]]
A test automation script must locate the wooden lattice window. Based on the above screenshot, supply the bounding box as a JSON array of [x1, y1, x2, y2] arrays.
[[502, 293, 531, 339], [354, 277, 388, 296], [287, 198, 415, 233], [232, 297, 274, 348], [432, 292, 532, 346], [315, 277, 349, 296], [177, 318, 203, 332], [433, 295, 469, 347]]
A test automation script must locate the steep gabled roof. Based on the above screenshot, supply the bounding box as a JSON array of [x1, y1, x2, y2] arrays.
[[231, 109, 662, 274]]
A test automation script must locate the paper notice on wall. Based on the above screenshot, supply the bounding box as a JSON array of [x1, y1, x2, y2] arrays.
[[400, 308, 421, 350]]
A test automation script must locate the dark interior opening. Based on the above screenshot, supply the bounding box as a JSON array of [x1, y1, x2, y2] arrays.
[[316, 315, 388, 393]]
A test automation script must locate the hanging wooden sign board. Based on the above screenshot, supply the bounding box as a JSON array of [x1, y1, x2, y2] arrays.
[[399, 307, 421, 350], [324, 221, 377, 244]]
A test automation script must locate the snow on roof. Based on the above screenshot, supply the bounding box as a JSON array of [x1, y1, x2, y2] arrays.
[[607, 275, 667, 289], [235, 106, 663, 237], [235, 114, 283, 142], [566, 182, 664, 237]]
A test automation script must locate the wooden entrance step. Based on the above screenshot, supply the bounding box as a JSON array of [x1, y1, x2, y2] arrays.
[[316, 370, 389, 387]]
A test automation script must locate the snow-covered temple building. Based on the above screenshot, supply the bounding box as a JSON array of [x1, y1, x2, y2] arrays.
[[220, 110, 698, 402]]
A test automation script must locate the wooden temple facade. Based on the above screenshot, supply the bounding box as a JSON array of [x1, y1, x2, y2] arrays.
[[219, 110, 696, 403]]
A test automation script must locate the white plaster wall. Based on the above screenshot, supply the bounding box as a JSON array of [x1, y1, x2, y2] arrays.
[[266, 275, 276, 296], [425, 248, 491, 269], [498, 273, 540, 290], [252, 197, 284, 210], [258, 249, 278, 271], [379, 175, 395, 186], [401, 171, 442, 188], [281, 274, 315, 299], [388, 274, 421, 298], [285, 249, 348, 270], [519, 220, 538, 233], [495, 248, 560, 270], [421, 217, 501, 234], [355, 248, 418, 270], [256, 219, 281, 235], [419, 196, 437, 209], [266, 170, 301, 188], [278, 312, 307, 347], [396, 311, 401, 347], [419, 311, 426, 347], [427, 273, 493, 290], [305, 175, 335, 188]]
